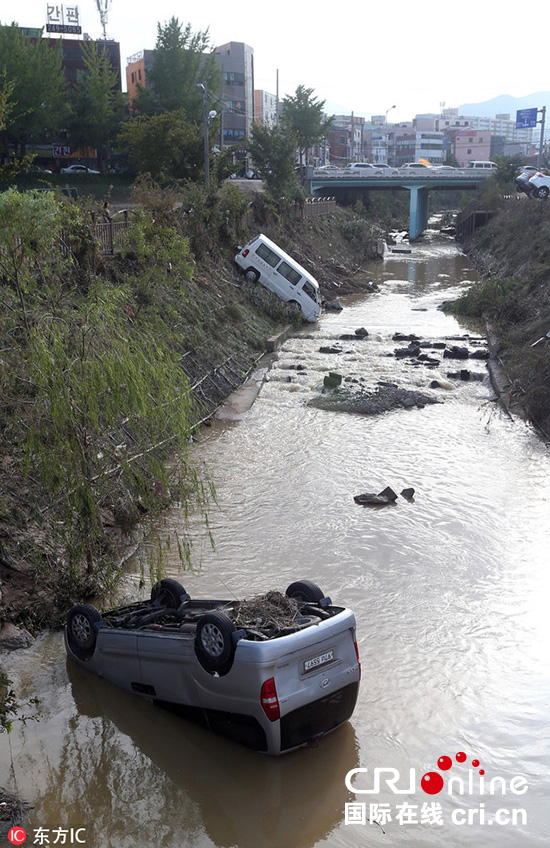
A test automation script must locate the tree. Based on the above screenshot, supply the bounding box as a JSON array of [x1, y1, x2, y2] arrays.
[[492, 154, 524, 188], [132, 18, 220, 125], [67, 41, 126, 171], [247, 123, 300, 201], [0, 23, 68, 158], [116, 109, 203, 182], [281, 85, 333, 165]]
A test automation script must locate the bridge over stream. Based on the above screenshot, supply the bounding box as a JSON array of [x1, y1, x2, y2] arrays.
[[304, 167, 488, 238]]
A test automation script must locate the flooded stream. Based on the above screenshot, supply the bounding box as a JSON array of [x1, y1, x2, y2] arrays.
[[2, 235, 550, 848]]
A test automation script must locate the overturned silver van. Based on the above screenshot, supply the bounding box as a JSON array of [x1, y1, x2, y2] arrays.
[[65, 579, 361, 755], [235, 234, 322, 322]]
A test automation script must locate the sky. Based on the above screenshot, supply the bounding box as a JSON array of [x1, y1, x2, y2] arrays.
[[6, 0, 548, 122]]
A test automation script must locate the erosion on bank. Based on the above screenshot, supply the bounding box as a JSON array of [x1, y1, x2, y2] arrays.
[[444, 199, 550, 437], [0, 183, 389, 630]]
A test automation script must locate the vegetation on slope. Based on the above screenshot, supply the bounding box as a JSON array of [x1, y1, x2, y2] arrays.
[[444, 196, 550, 436]]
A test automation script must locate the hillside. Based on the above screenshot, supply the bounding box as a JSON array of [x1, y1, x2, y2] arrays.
[[447, 197, 550, 436], [0, 186, 387, 631]]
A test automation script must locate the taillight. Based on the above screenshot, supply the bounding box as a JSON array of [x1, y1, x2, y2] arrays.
[[260, 677, 280, 722], [354, 640, 362, 679], [241, 248, 249, 257]]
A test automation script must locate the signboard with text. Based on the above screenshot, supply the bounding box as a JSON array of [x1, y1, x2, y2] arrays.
[[516, 108, 537, 129], [46, 4, 81, 34]]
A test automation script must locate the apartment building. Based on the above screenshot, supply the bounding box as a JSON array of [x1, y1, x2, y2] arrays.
[[254, 90, 278, 126]]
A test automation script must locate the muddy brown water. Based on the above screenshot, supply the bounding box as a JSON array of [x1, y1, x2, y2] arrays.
[[2, 236, 550, 848]]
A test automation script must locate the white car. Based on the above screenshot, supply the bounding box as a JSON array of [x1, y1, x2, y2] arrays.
[[399, 162, 432, 171], [60, 164, 100, 174], [528, 172, 550, 198], [65, 578, 361, 755]]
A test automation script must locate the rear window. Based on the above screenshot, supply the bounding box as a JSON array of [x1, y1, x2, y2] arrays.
[[255, 242, 280, 267], [277, 261, 302, 286]]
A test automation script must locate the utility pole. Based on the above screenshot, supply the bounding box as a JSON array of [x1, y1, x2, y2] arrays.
[[538, 106, 546, 169]]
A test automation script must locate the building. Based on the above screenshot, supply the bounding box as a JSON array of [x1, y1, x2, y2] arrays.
[[254, 90, 278, 126], [126, 50, 154, 109], [453, 128, 492, 166], [327, 115, 365, 164], [216, 42, 254, 150]]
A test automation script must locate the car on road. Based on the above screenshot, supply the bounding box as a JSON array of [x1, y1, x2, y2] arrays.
[[316, 164, 340, 172], [398, 162, 432, 171], [65, 578, 361, 755], [344, 162, 380, 171], [60, 164, 100, 174], [434, 165, 456, 173], [528, 171, 550, 198]]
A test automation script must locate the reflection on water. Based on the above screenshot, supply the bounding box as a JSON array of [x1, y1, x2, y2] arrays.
[[2, 238, 550, 848]]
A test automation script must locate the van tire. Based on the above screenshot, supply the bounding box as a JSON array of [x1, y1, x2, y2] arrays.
[[151, 578, 187, 608], [66, 604, 102, 652], [245, 268, 259, 283], [286, 580, 325, 604], [195, 611, 236, 672]]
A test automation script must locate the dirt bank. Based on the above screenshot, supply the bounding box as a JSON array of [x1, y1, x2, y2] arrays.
[[456, 198, 550, 437]]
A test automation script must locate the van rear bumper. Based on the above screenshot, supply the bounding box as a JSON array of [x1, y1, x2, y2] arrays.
[[280, 681, 359, 752]]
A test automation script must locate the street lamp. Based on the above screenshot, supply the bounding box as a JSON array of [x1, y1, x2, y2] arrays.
[[196, 83, 216, 188], [385, 105, 396, 124]]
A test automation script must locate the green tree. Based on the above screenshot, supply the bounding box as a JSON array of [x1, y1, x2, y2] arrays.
[[492, 153, 525, 188], [0, 23, 68, 158], [247, 122, 300, 202], [116, 109, 203, 181], [67, 41, 126, 171], [281, 84, 333, 165], [132, 18, 220, 125]]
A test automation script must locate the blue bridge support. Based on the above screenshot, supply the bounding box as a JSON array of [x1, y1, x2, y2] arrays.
[[408, 185, 430, 240]]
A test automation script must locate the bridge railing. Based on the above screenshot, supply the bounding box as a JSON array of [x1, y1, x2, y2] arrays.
[[310, 168, 487, 180]]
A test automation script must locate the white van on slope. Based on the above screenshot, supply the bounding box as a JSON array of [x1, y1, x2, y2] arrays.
[[235, 234, 321, 322]]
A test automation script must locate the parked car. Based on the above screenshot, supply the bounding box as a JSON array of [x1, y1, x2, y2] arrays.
[[516, 170, 539, 196], [235, 233, 321, 322], [65, 578, 361, 755], [528, 172, 550, 198], [25, 164, 53, 175], [60, 164, 100, 174]]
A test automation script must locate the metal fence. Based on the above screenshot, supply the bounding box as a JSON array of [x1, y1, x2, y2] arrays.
[[94, 219, 131, 255]]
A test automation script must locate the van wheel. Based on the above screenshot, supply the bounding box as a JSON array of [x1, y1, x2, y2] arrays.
[[245, 268, 259, 283], [195, 611, 236, 672], [66, 604, 102, 652], [151, 578, 187, 608], [286, 580, 325, 604]]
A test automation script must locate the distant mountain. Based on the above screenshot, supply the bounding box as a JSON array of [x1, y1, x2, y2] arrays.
[[457, 92, 550, 119]]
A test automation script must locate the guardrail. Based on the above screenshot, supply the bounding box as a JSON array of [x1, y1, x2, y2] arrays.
[[310, 168, 487, 180]]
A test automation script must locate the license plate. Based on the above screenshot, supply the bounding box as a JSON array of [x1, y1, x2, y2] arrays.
[[304, 650, 334, 672]]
